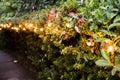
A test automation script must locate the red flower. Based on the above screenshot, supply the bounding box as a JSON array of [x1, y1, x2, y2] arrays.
[[48, 9, 55, 20], [104, 43, 110, 50], [77, 18, 84, 25]]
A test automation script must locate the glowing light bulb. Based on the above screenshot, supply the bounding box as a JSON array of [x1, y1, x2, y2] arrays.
[[87, 42, 92, 46], [48, 22, 52, 27], [28, 23, 33, 28], [3, 24, 6, 28], [40, 28, 44, 31], [24, 23, 28, 26], [0, 24, 4, 27], [34, 27, 38, 32], [0, 28, 2, 30], [66, 23, 70, 28], [107, 46, 113, 52], [23, 28, 26, 31], [9, 23, 12, 26], [19, 25, 22, 28], [11, 27, 14, 30], [7, 25, 10, 28], [12, 27, 19, 32]]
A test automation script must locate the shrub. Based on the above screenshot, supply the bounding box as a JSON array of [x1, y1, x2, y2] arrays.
[[0, 0, 120, 80]]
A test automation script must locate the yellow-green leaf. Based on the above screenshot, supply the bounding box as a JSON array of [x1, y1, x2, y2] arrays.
[[111, 67, 117, 76], [114, 16, 120, 23], [95, 59, 112, 67], [101, 49, 110, 62], [109, 23, 120, 30]]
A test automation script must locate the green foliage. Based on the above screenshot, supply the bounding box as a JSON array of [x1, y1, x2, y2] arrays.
[[95, 59, 112, 67], [0, 0, 22, 22], [100, 49, 110, 62], [0, 0, 61, 22], [0, 0, 120, 80]]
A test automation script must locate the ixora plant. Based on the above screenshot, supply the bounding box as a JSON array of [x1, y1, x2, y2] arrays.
[[0, 0, 120, 79]]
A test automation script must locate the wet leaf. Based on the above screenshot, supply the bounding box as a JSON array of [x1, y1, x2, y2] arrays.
[[111, 64, 120, 76], [90, 23, 97, 31], [111, 67, 117, 76], [109, 23, 120, 30], [95, 59, 112, 67], [101, 49, 110, 62], [115, 55, 120, 65], [116, 65, 120, 71], [114, 16, 120, 23]]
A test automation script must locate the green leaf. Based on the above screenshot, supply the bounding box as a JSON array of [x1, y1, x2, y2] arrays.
[[116, 65, 120, 71], [95, 59, 112, 67], [101, 49, 110, 62], [95, 38, 106, 42], [93, 34, 98, 39], [111, 67, 117, 76], [114, 16, 120, 23], [90, 23, 97, 31], [111, 64, 120, 76], [115, 55, 120, 65], [100, 29, 110, 35], [108, 13, 117, 19], [109, 23, 120, 30], [100, 29, 117, 37]]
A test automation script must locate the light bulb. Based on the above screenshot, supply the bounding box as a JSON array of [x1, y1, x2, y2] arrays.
[[107, 46, 113, 52], [24, 23, 28, 26], [66, 23, 70, 28], [87, 42, 92, 46], [19, 25, 22, 28], [13, 27, 19, 32], [40, 28, 44, 31], [34, 27, 38, 32], [7, 25, 10, 28], [23, 28, 26, 31], [28, 23, 33, 28], [3, 24, 6, 28], [0, 24, 2, 26], [48, 22, 52, 27]]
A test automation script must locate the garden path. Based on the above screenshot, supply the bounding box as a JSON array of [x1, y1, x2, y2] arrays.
[[0, 50, 34, 80]]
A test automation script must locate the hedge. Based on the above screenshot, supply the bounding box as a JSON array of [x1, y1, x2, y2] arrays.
[[0, 0, 120, 80]]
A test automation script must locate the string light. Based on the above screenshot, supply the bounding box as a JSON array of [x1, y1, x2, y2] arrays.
[[6, 25, 10, 28], [0, 24, 3, 26], [13, 27, 19, 32], [28, 23, 33, 28], [34, 27, 38, 32], [9, 23, 12, 26], [104, 39, 114, 53], [3, 24, 6, 28], [24, 23, 28, 26], [23, 28, 26, 31], [87, 41, 92, 46], [66, 23, 70, 28], [48, 22, 52, 27], [40, 28, 44, 32], [19, 24, 22, 28], [107, 45, 113, 52]]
